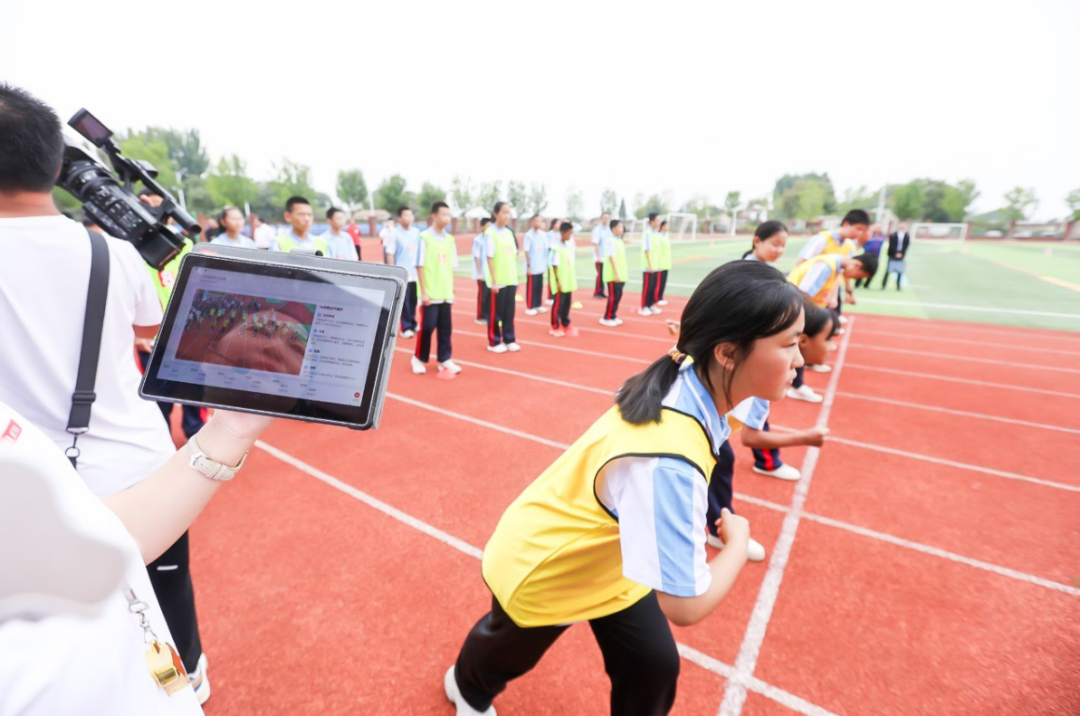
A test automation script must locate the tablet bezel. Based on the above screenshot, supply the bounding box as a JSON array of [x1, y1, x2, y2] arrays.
[[140, 250, 405, 430]]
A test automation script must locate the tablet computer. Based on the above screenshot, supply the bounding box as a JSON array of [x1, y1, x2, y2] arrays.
[[140, 246, 408, 430]]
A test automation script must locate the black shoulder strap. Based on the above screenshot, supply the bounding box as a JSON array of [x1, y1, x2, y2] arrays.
[[65, 229, 111, 468]]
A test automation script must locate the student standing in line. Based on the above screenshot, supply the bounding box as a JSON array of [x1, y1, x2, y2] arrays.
[[379, 217, 396, 263], [413, 201, 463, 376], [323, 207, 360, 261], [472, 217, 493, 324], [786, 251, 875, 402], [209, 207, 258, 248], [485, 202, 521, 354], [270, 196, 329, 256], [522, 215, 548, 316], [591, 211, 611, 298], [599, 219, 628, 326], [655, 219, 672, 306], [346, 217, 363, 259], [546, 218, 562, 305], [548, 221, 579, 338], [444, 261, 804, 716], [639, 212, 662, 316], [386, 207, 421, 338]]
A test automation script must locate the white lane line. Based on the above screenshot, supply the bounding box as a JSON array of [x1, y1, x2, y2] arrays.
[[392, 348, 616, 396], [852, 329, 1080, 357], [853, 316, 1080, 344], [254, 440, 837, 716], [385, 393, 571, 449], [835, 392, 1080, 436], [254, 439, 484, 559], [854, 297, 1080, 319], [733, 494, 1080, 598], [849, 344, 1080, 374], [718, 317, 855, 716], [453, 329, 652, 364], [844, 363, 1080, 400]]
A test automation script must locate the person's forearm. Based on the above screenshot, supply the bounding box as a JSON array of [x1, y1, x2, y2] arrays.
[[740, 427, 814, 450], [487, 258, 498, 288], [134, 324, 161, 340], [387, 254, 396, 265], [417, 270, 428, 299], [656, 540, 748, 626], [101, 415, 260, 564]]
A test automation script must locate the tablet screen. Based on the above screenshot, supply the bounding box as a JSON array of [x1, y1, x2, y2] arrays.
[[142, 254, 400, 427]]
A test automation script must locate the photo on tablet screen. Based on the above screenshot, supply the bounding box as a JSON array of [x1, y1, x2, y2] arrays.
[[176, 290, 315, 376]]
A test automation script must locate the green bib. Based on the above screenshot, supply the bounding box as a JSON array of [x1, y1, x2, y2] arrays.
[[602, 238, 628, 283], [146, 238, 194, 308], [487, 225, 519, 286], [549, 242, 578, 293], [276, 233, 330, 256], [419, 229, 456, 301]]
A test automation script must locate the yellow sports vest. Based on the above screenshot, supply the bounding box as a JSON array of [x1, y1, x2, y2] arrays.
[[602, 238, 628, 283], [788, 254, 842, 307], [814, 230, 844, 256], [548, 241, 578, 293], [276, 232, 330, 256], [419, 229, 456, 301], [147, 238, 194, 308], [657, 232, 673, 270], [482, 406, 717, 627], [486, 225, 519, 286], [641, 228, 659, 271]]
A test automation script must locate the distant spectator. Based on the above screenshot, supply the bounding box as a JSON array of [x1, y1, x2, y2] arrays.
[[250, 213, 276, 249], [881, 221, 911, 290]]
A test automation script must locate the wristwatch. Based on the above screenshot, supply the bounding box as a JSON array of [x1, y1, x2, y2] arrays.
[[185, 434, 247, 482]]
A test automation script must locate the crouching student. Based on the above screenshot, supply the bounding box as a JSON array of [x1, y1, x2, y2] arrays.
[[548, 222, 578, 338], [785, 252, 875, 402], [444, 261, 805, 716], [412, 202, 462, 376]]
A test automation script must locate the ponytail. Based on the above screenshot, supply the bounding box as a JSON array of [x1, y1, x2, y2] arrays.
[[615, 261, 803, 425]]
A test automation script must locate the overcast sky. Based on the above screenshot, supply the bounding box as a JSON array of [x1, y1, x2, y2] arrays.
[[3, 0, 1077, 219]]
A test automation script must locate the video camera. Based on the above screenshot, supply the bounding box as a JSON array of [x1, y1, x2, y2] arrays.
[[57, 109, 200, 270]]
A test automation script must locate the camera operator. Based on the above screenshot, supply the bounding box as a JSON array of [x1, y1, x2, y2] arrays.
[[0, 84, 211, 702], [0, 399, 273, 716]]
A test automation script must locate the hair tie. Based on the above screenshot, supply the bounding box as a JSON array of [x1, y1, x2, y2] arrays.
[[668, 347, 687, 365]]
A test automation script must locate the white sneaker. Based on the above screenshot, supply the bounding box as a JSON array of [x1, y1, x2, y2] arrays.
[[411, 356, 427, 374], [525, 309, 538, 316], [439, 359, 462, 374], [544, 299, 554, 306], [189, 654, 210, 705], [786, 385, 824, 403], [445, 665, 496, 715], [807, 364, 832, 373], [598, 318, 618, 327], [507, 343, 521, 352], [549, 329, 566, 337], [487, 344, 508, 354], [614, 318, 624, 325], [657, 300, 669, 306], [474, 319, 487, 325], [401, 329, 416, 339], [706, 535, 766, 563], [638, 308, 652, 316], [835, 328, 846, 336], [650, 307, 663, 315], [838, 315, 849, 325], [753, 463, 802, 481]]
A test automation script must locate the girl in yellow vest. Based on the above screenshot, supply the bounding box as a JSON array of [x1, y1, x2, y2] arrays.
[[484, 202, 521, 354], [444, 260, 807, 716], [547, 221, 579, 338], [413, 201, 463, 376], [600, 219, 629, 325], [656, 219, 672, 306]]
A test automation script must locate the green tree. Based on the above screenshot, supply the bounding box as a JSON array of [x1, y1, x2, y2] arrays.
[[450, 176, 474, 213], [375, 174, 413, 214], [1066, 188, 1080, 221], [633, 194, 669, 219], [507, 181, 528, 216], [118, 132, 178, 197], [940, 179, 979, 222], [773, 173, 837, 217], [476, 181, 502, 213], [528, 183, 548, 215], [838, 185, 876, 213], [565, 186, 585, 220], [146, 128, 212, 214], [249, 182, 282, 222], [892, 180, 927, 221], [53, 187, 83, 215], [416, 182, 447, 215], [206, 155, 258, 211], [600, 188, 618, 215], [336, 169, 368, 211], [1002, 187, 1037, 221], [618, 197, 627, 220], [269, 159, 318, 210]]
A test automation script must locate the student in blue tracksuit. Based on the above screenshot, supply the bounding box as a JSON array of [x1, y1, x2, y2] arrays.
[[387, 207, 422, 337], [522, 215, 549, 315]]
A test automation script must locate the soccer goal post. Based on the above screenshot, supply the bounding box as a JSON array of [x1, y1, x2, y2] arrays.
[[910, 222, 968, 241], [665, 213, 698, 242]]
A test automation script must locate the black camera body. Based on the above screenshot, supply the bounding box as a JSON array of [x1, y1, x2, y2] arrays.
[[57, 110, 200, 270]]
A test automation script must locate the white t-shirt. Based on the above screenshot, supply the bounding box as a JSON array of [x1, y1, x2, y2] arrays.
[[0, 215, 176, 496], [0, 401, 202, 716], [252, 223, 276, 249]]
